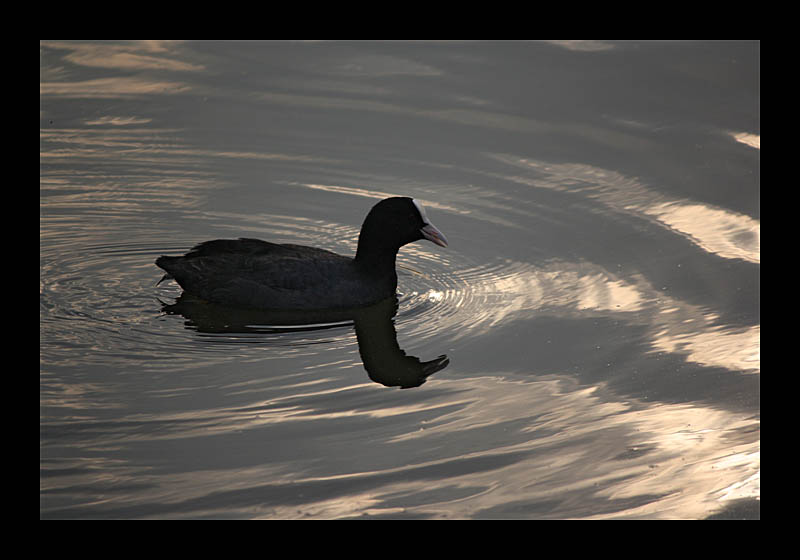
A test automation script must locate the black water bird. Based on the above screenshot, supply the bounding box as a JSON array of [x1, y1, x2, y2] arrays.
[[156, 197, 448, 310]]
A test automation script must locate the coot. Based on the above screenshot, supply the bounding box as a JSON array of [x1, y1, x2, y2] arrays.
[[155, 197, 448, 310]]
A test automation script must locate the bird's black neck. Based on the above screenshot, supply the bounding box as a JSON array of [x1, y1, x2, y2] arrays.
[[354, 243, 399, 276]]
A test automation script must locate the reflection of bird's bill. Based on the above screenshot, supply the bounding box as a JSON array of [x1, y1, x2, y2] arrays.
[[421, 223, 448, 248], [421, 354, 450, 377]]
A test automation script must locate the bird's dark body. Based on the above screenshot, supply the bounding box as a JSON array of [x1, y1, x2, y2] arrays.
[[156, 238, 395, 310], [155, 197, 447, 311]]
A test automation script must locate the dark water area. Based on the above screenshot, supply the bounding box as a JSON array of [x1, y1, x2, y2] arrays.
[[40, 40, 759, 519]]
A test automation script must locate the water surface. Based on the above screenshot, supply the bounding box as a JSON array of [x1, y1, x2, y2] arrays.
[[40, 40, 759, 519]]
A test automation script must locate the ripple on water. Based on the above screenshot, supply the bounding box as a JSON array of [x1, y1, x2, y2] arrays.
[[40, 201, 759, 381], [397, 248, 759, 376], [39, 212, 439, 373]]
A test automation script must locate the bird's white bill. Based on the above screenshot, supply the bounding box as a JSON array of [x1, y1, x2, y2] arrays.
[[421, 223, 448, 247], [413, 198, 448, 248]]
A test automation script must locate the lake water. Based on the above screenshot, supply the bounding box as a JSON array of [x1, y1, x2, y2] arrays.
[[40, 40, 760, 519]]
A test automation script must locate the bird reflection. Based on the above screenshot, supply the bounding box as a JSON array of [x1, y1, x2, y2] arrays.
[[159, 295, 449, 388]]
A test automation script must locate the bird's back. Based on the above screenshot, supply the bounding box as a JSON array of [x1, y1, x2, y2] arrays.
[[156, 238, 390, 310]]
